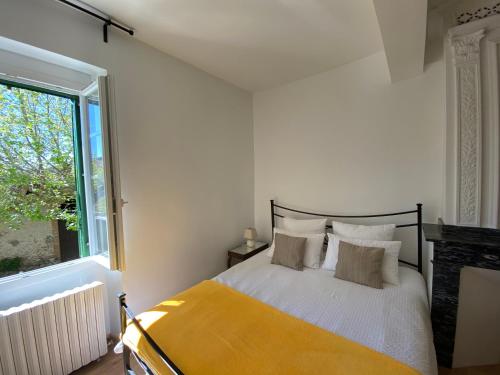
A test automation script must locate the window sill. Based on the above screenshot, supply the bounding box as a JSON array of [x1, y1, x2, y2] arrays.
[[0, 255, 111, 285], [91, 253, 112, 270]]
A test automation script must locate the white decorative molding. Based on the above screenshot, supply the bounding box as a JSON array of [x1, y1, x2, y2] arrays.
[[485, 39, 500, 228], [451, 29, 485, 64], [457, 64, 481, 225], [450, 29, 485, 226], [444, 16, 500, 228]]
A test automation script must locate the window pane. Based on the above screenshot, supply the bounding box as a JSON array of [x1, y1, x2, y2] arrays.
[[87, 99, 109, 255], [0, 82, 85, 277]]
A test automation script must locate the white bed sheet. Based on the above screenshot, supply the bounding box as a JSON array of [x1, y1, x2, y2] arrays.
[[214, 251, 437, 375]]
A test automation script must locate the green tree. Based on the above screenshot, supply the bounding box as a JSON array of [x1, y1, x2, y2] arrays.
[[0, 84, 77, 230]]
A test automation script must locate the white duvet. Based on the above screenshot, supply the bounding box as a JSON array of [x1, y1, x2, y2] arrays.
[[214, 251, 437, 375]]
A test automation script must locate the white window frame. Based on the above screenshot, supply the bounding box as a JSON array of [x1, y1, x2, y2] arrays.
[[80, 77, 125, 270]]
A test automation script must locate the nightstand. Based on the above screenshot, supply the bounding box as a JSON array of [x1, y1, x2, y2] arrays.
[[227, 241, 269, 268]]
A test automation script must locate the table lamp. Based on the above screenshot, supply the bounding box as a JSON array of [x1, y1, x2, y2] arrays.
[[243, 227, 257, 248]]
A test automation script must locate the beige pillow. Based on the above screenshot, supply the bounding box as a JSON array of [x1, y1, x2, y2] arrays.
[[323, 234, 401, 285], [334, 241, 385, 289], [271, 233, 307, 271], [267, 228, 325, 268]]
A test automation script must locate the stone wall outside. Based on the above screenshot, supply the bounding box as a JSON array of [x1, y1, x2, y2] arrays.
[[0, 221, 58, 270]]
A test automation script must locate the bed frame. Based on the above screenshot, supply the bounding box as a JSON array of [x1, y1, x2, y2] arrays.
[[271, 200, 423, 273], [118, 200, 423, 375]]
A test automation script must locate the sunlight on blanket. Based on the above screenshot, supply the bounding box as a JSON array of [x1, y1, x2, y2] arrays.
[[134, 311, 167, 330], [159, 300, 185, 307]]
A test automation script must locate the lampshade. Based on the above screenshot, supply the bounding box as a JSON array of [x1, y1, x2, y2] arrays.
[[243, 227, 257, 240]]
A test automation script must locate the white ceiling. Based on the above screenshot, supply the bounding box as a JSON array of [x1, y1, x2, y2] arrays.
[[80, 0, 384, 92]]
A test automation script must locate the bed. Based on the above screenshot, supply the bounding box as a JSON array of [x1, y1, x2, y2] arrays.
[[118, 201, 437, 375]]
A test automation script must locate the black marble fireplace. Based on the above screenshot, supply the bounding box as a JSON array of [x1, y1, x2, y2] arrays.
[[423, 223, 500, 368]]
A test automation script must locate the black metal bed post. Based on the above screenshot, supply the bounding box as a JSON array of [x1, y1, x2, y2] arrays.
[[417, 203, 423, 274], [270, 199, 275, 233], [118, 293, 132, 374], [117, 293, 184, 375]]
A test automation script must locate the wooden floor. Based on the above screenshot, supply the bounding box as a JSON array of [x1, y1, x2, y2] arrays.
[[72, 349, 141, 375], [438, 366, 500, 375], [74, 350, 500, 375]]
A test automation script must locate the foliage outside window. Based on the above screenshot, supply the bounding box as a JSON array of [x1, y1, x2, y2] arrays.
[[0, 84, 78, 230], [0, 75, 120, 276]]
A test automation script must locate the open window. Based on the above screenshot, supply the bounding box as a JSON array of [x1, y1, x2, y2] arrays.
[[80, 77, 124, 270], [0, 79, 89, 274], [0, 39, 125, 277]]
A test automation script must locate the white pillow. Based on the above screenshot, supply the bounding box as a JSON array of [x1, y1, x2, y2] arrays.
[[322, 233, 401, 285], [282, 217, 327, 234], [331, 221, 396, 241], [267, 228, 325, 269]]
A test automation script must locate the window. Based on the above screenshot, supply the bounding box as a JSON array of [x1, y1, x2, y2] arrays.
[[81, 83, 116, 260], [0, 79, 86, 275], [87, 97, 109, 255], [0, 76, 124, 278], [82, 77, 124, 270]]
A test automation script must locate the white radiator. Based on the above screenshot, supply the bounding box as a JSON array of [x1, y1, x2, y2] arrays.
[[0, 281, 108, 375]]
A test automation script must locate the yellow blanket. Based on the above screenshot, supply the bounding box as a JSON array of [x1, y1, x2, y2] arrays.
[[123, 280, 420, 375]]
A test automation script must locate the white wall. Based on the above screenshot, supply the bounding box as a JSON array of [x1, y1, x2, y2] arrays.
[[0, 0, 254, 319], [253, 51, 445, 265]]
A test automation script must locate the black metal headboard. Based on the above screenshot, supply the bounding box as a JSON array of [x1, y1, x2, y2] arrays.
[[270, 200, 423, 274]]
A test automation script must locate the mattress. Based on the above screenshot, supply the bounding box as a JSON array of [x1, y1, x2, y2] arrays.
[[214, 251, 437, 375]]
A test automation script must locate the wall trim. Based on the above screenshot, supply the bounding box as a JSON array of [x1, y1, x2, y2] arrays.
[[485, 38, 500, 227], [450, 29, 484, 226]]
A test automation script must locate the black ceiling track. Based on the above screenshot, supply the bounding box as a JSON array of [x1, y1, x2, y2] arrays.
[[56, 0, 134, 43]]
